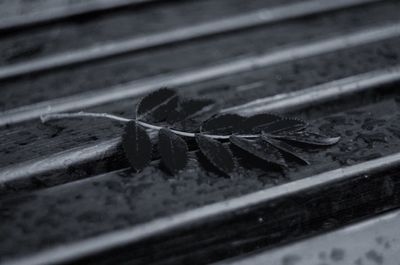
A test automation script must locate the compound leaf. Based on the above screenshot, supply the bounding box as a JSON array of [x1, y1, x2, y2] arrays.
[[158, 128, 188, 174], [122, 121, 152, 171], [136, 88, 178, 122], [268, 131, 341, 146], [261, 133, 310, 165], [196, 134, 235, 175], [229, 136, 287, 167]]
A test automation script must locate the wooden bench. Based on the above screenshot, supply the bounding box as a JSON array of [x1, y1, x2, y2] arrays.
[[1, 0, 400, 264]]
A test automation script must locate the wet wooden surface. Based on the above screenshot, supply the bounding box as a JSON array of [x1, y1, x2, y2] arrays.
[[217, 208, 400, 265], [1, 0, 400, 264]]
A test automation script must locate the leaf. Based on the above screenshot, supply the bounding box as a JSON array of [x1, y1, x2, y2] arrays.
[[158, 128, 188, 174], [168, 98, 218, 132], [171, 119, 205, 133], [259, 118, 307, 134], [241, 113, 282, 133], [261, 133, 310, 165], [200, 113, 299, 135], [136, 88, 178, 122], [200, 114, 245, 135], [122, 121, 152, 171], [229, 136, 287, 167], [195, 134, 235, 174], [268, 131, 341, 146], [167, 98, 216, 124]]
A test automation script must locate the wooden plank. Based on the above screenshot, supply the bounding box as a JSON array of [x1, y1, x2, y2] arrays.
[[0, 1, 399, 113], [217, 209, 400, 265], [0, 0, 377, 75], [1, 99, 399, 264]]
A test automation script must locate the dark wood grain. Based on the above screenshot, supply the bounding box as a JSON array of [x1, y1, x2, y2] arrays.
[[219, 208, 400, 265], [0, 0, 161, 32], [1, 1, 399, 111], [0, 0, 302, 64], [1, 1, 400, 264], [0, 0, 377, 82], [1, 38, 399, 191], [1, 100, 400, 263], [71, 168, 400, 265]]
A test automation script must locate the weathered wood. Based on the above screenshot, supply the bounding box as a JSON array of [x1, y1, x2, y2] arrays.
[[55, 167, 400, 265], [0, 0, 284, 67], [0, 0, 377, 76], [1, 1, 399, 113], [0, 68, 399, 192], [1, 36, 399, 190], [223, 66, 400, 115], [1, 100, 400, 263], [0, 0, 159, 31], [1, 1, 400, 264], [217, 208, 400, 265], [2, 29, 400, 128]]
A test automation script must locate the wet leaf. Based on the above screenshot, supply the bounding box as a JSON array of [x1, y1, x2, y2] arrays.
[[261, 133, 310, 165], [241, 113, 282, 133], [158, 128, 188, 174], [172, 119, 204, 133], [196, 134, 235, 174], [229, 136, 287, 167], [168, 98, 216, 124], [122, 121, 152, 171], [200, 114, 245, 135], [260, 118, 307, 134], [169, 99, 218, 132], [136, 88, 178, 122], [268, 131, 340, 146]]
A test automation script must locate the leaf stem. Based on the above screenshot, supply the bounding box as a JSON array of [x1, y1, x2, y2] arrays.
[[40, 111, 259, 140]]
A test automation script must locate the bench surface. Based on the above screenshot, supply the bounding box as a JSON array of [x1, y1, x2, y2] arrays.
[[1, 0, 400, 264]]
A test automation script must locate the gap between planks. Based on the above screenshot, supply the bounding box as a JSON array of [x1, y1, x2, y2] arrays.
[[5, 149, 400, 265], [1, 66, 399, 189], [1, 21, 400, 127], [0, 0, 378, 80]]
